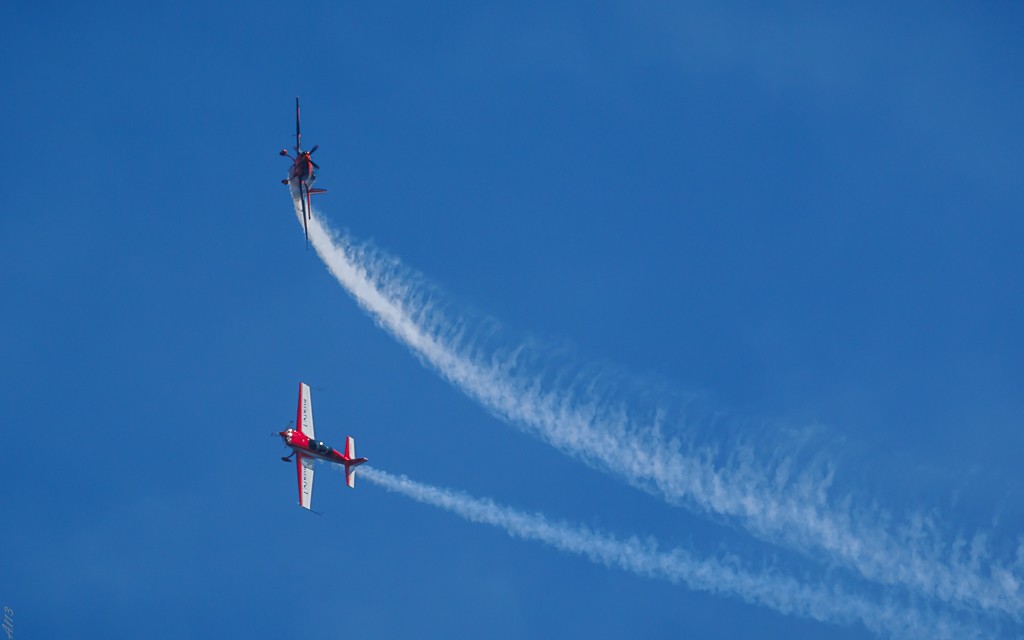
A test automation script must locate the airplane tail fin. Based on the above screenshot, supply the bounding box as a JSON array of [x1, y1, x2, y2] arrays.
[[343, 436, 368, 488]]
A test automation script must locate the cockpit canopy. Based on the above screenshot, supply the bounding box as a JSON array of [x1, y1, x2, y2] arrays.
[[309, 440, 332, 455]]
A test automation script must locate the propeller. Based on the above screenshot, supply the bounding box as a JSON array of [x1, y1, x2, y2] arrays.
[[310, 160, 320, 170], [309, 144, 318, 154]]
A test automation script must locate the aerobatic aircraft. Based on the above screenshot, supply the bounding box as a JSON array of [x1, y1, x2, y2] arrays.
[[280, 97, 326, 246], [278, 382, 368, 510]]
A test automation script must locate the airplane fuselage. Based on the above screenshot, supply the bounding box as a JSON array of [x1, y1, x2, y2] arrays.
[[288, 153, 316, 185], [279, 429, 344, 464]]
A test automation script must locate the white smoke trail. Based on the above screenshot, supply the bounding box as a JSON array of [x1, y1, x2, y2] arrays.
[[299, 204, 1024, 619], [361, 467, 985, 640]]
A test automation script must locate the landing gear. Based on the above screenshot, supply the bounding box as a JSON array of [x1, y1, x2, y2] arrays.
[[281, 452, 295, 462]]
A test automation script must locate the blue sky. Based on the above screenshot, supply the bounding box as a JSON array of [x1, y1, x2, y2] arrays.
[[2, 2, 1023, 638]]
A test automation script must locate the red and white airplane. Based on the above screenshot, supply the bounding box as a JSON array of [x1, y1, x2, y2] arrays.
[[278, 382, 368, 510], [280, 97, 326, 247]]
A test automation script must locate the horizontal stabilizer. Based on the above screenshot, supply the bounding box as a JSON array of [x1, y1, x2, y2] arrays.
[[343, 436, 368, 488], [345, 461, 368, 488]]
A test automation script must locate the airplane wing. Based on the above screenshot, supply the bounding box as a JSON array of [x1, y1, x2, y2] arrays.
[[297, 454, 314, 509], [297, 182, 309, 247], [304, 183, 312, 245], [296, 382, 315, 440], [295, 96, 302, 152]]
